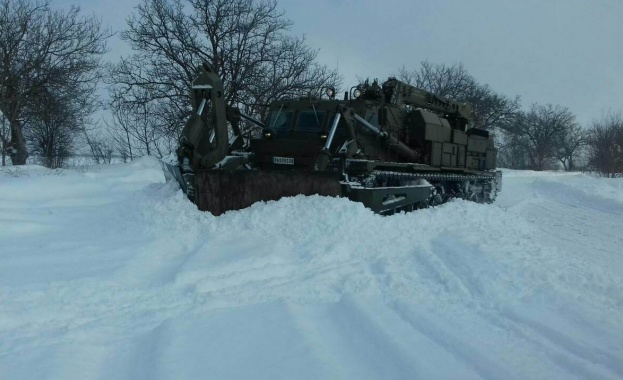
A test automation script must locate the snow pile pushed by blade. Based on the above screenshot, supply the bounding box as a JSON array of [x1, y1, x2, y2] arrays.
[[1, 158, 622, 380]]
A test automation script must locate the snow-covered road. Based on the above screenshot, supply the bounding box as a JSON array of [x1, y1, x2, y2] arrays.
[[1, 158, 621, 379]]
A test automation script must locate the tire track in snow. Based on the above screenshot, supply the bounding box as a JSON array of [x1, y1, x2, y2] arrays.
[[386, 300, 521, 380], [287, 296, 477, 380], [367, 243, 531, 379], [506, 179, 623, 310], [481, 306, 623, 380], [0, 278, 202, 358], [185, 256, 376, 304]]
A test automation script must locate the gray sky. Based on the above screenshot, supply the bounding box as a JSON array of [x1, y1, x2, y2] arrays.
[[69, 0, 622, 126]]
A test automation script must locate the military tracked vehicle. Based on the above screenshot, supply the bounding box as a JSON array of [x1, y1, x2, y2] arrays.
[[162, 63, 502, 215]]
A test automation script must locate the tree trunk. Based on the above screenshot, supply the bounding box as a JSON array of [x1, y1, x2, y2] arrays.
[[125, 130, 133, 160], [1, 118, 6, 166], [9, 118, 28, 165], [559, 158, 568, 171], [536, 157, 544, 171]]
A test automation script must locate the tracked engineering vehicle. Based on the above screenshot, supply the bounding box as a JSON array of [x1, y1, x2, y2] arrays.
[[162, 63, 502, 215]]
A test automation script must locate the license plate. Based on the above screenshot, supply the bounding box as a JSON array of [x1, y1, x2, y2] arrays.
[[272, 156, 294, 165]]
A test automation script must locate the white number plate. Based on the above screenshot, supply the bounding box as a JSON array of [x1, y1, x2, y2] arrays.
[[272, 156, 294, 165]]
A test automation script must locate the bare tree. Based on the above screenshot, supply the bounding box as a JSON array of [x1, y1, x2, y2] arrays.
[[24, 66, 101, 167], [467, 84, 521, 133], [83, 129, 115, 164], [106, 112, 133, 162], [0, 0, 110, 165], [496, 129, 532, 169], [24, 90, 75, 168], [106, 98, 168, 158], [397, 61, 521, 132], [554, 123, 586, 171], [398, 61, 474, 99], [108, 0, 342, 148], [513, 104, 576, 171], [586, 111, 623, 177], [1, 111, 9, 165]]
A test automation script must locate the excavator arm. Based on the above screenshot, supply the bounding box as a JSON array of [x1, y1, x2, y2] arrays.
[[163, 63, 250, 201], [178, 63, 230, 172]]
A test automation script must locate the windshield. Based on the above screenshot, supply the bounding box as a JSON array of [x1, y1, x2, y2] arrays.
[[268, 110, 294, 132], [297, 110, 326, 132]]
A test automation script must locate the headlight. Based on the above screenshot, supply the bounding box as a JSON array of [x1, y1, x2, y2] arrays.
[[320, 132, 328, 140], [263, 129, 272, 139], [353, 88, 362, 99], [325, 87, 335, 98]]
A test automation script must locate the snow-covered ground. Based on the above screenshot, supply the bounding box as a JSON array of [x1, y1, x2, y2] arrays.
[[1, 158, 622, 380]]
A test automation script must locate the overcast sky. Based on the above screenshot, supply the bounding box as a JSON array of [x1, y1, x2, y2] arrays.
[[66, 0, 622, 126]]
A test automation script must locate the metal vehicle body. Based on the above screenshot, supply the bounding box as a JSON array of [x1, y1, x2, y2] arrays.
[[162, 63, 502, 215]]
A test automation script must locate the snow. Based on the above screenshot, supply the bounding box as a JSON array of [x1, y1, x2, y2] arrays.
[[1, 159, 622, 379]]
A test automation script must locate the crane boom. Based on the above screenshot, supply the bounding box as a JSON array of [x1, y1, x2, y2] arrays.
[[382, 78, 472, 121]]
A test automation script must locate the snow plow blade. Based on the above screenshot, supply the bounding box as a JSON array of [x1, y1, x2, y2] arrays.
[[161, 159, 197, 201], [195, 170, 342, 215]]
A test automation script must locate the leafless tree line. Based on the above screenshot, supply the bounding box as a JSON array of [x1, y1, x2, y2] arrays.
[[499, 103, 584, 171], [499, 107, 623, 175], [0, 0, 620, 176], [0, 0, 110, 167], [585, 112, 623, 177]]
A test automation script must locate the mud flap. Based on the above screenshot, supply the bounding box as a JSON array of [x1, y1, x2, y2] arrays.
[[195, 170, 342, 215]]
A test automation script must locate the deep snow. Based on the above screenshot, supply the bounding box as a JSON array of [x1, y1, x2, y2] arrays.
[[0, 158, 622, 379]]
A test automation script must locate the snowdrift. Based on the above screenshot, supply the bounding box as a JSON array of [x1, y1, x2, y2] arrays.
[[1, 159, 622, 379]]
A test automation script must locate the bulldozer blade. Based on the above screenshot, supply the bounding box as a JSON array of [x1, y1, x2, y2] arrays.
[[195, 170, 342, 216], [161, 160, 197, 202], [161, 160, 184, 189]]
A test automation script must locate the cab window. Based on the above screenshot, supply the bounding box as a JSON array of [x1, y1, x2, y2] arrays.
[[267, 110, 295, 132], [296, 110, 326, 132]]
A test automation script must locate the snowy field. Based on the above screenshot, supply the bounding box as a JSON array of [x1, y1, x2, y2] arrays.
[[0, 158, 622, 380]]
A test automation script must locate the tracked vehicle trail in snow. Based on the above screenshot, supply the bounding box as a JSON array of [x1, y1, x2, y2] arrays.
[[0, 159, 622, 379]]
